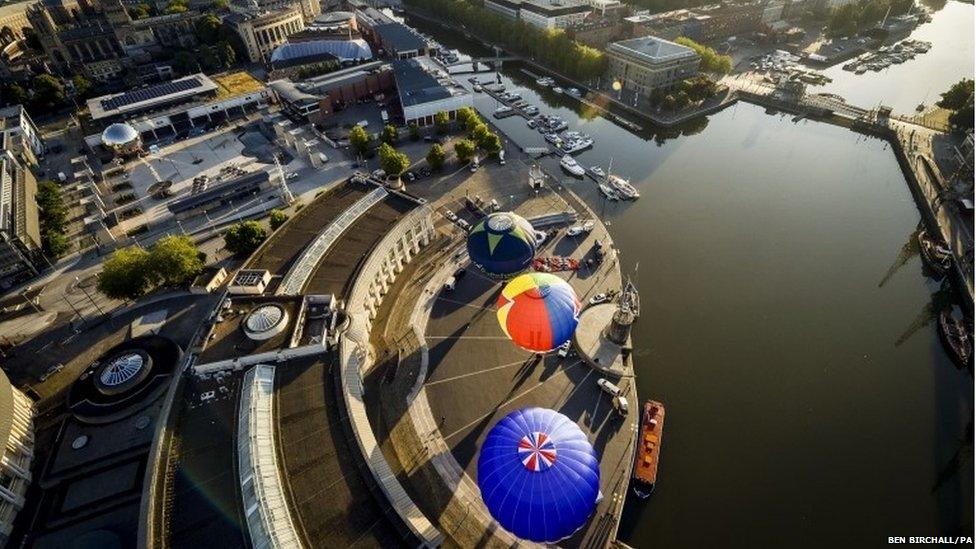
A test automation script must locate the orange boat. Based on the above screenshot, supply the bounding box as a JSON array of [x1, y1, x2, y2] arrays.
[[632, 400, 665, 498]]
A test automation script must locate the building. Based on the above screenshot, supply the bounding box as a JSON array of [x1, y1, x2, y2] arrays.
[[392, 56, 472, 126], [0, 148, 42, 285], [606, 36, 700, 98], [268, 38, 373, 79], [568, 19, 626, 49], [83, 72, 271, 149], [0, 105, 43, 167], [167, 170, 273, 219], [484, 0, 592, 29], [519, 0, 591, 29], [229, 6, 308, 63], [0, 1, 37, 39], [269, 60, 394, 123], [26, 0, 200, 82], [372, 22, 429, 59], [0, 368, 35, 546], [624, 1, 763, 42]]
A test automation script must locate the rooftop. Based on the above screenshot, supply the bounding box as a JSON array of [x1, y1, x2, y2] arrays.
[[392, 57, 468, 107], [269, 39, 373, 68], [87, 73, 219, 121], [374, 21, 427, 53], [608, 35, 699, 63], [519, 0, 591, 15], [212, 71, 266, 101]]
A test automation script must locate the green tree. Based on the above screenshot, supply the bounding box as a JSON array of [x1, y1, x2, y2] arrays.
[[454, 139, 476, 163], [97, 247, 153, 300], [381, 124, 398, 145], [218, 40, 237, 68], [408, 122, 420, 141], [471, 123, 489, 143], [224, 220, 267, 256], [195, 14, 222, 45], [164, 0, 189, 14], [269, 209, 289, 230], [71, 75, 92, 99], [478, 131, 502, 154], [43, 231, 70, 258], [32, 74, 65, 109], [466, 117, 485, 135], [426, 143, 446, 171], [149, 235, 203, 286], [3, 84, 28, 107], [434, 111, 450, 134], [675, 37, 732, 74], [213, 0, 229, 8], [455, 107, 477, 127], [378, 143, 410, 176], [349, 125, 371, 155], [949, 101, 974, 132], [128, 3, 150, 18], [937, 79, 974, 110]]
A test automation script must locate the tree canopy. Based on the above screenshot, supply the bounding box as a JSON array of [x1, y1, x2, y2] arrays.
[[938, 79, 974, 132], [36, 180, 71, 258], [674, 37, 731, 74], [224, 220, 267, 256], [378, 143, 410, 176], [454, 139, 477, 163], [149, 235, 204, 287], [269, 209, 289, 231], [97, 247, 154, 300], [434, 111, 450, 134], [382, 124, 399, 145], [349, 125, 371, 155], [426, 144, 446, 171], [825, 0, 914, 37], [405, 0, 606, 80]]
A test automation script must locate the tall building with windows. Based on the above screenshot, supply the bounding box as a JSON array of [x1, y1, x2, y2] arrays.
[[0, 147, 42, 285], [227, 0, 321, 63], [0, 367, 36, 546], [606, 36, 699, 98], [25, 0, 200, 82]]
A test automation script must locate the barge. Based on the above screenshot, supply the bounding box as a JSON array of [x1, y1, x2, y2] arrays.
[[632, 400, 665, 498]]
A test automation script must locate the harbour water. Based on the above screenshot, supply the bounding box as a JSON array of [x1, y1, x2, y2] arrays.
[[408, 5, 974, 546], [815, 1, 975, 115]]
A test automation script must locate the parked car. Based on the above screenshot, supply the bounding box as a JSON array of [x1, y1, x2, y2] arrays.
[[598, 378, 622, 396], [557, 341, 572, 357], [589, 293, 610, 305], [612, 395, 629, 416]]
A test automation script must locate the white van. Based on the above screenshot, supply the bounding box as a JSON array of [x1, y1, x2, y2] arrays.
[[444, 276, 456, 291], [612, 395, 629, 416], [381, 110, 389, 124], [597, 378, 621, 396]]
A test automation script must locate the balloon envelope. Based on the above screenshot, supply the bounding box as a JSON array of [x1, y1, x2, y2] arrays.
[[478, 407, 600, 543], [467, 212, 537, 278], [496, 272, 580, 352]]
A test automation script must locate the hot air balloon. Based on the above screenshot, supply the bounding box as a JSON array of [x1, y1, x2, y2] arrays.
[[478, 407, 600, 543], [496, 272, 580, 352], [466, 212, 537, 278]]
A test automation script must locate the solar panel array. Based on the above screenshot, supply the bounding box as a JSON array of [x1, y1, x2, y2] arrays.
[[100, 77, 205, 112]]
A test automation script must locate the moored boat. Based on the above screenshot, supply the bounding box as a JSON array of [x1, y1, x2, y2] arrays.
[[560, 154, 585, 177], [918, 230, 952, 278], [632, 400, 665, 498], [598, 183, 619, 200], [590, 166, 606, 179], [608, 174, 639, 200], [938, 310, 972, 369]]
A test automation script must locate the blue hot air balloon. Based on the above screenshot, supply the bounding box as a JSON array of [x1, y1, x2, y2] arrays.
[[466, 212, 537, 278], [478, 407, 600, 543]]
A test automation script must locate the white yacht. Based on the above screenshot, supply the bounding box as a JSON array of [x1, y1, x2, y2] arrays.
[[608, 174, 639, 200], [590, 166, 606, 179], [598, 183, 619, 200], [560, 155, 585, 177]]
